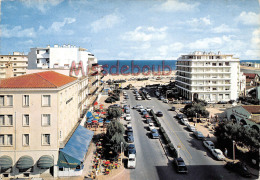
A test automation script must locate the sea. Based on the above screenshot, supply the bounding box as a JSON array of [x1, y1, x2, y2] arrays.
[[98, 60, 259, 74]]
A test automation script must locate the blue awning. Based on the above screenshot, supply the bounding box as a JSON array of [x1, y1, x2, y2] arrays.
[[58, 125, 94, 168]]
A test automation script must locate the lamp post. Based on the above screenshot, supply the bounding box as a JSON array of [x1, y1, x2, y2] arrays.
[[233, 140, 236, 160], [121, 142, 123, 165], [195, 113, 197, 126]]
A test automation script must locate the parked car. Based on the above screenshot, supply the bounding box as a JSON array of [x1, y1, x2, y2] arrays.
[[182, 101, 192, 104], [128, 144, 136, 155], [172, 101, 178, 104], [163, 99, 169, 103], [146, 106, 153, 112], [146, 118, 152, 124], [125, 95, 129, 99], [133, 105, 143, 109], [225, 162, 251, 178], [211, 149, 225, 160], [180, 118, 189, 126], [171, 106, 176, 111], [142, 111, 148, 115], [151, 129, 159, 139], [187, 124, 196, 132], [127, 126, 133, 132], [203, 141, 215, 150], [127, 154, 136, 169], [148, 123, 155, 131], [218, 101, 228, 104], [127, 122, 132, 128], [176, 114, 183, 119], [193, 131, 205, 139], [139, 108, 146, 112], [127, 135, 134, 143], [136, 97, 142, 101], [173, 157, 188, 173], [159, 96, 165, 100], [146, 96, 151, 100], [125, 114, 131, 121], [125, 109, 130, 114], [156, 111, 163, 117]]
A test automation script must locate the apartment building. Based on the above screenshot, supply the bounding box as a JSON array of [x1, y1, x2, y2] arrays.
[[28, 44, 96, 75], [176, 51, 244, 102], [0, 52, 28, 79], [0, 71, 94, 179]]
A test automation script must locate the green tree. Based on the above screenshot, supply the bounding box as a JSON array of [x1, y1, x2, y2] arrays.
[[107, 107, 123, 119], [106, 120, 125, 138], [109, 132, 127, 153]]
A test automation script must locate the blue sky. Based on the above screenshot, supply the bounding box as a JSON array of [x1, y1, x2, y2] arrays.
[[1, 0, 260, 60]]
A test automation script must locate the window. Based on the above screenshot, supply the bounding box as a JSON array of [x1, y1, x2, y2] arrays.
[[23, 115, 29, 126], [42, 134, 50, 145], [213, 88, 217, 91], [0, 96, 4, 106], [23, 95, 29, 106], [14, 58, 17, 60], [42, 95, 51, 106], [225, 94, 229, 99], [6, 95, 13, 106], [42, 114, 50, 126], [46, 49, 49, 53], [37, 50, 39, 54], [6, 135, 12, 145], [14, 63, 17, 65], [37, 59, 39, 63], [6, 115, 13, 125], [225, 62, 229, 66], [0, 135, 4, 145], [0, 115, 4, 125], [212, 63, 216, 66], [14, 69, 17, 71], [23, 134, 29, 146]]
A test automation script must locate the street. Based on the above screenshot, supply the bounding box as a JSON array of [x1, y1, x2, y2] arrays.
[[124, 89, 247, 180]]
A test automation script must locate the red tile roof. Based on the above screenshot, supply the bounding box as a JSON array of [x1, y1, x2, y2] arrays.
[[242, 105, 260, 114], [0, 71, 77, 88], [244, 73, 257, 79]]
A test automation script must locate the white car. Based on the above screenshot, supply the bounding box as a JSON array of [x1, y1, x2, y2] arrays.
[[123, 92, 127, 96], [146, 106, 153, 112], [148, 123, 155, 131], [127, 154, 136, 169], [203, 141, 215, 150], [139, 108, 145, 112], [127, 122, 132, 128], [136, 97, 142, 101], [146, 96, 151, 100], [181, 118, 189, 126], [211, 149, 225, 160], [133, 105, 143, 109], [163, 99, 169, 103], [187, 124, 196, 132], [125, 114, 131, 121]]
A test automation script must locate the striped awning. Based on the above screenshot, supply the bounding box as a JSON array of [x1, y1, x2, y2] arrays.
[[16, 156, 34, 170], [0, 155, 12, 170], [37, 155, 54, 169]]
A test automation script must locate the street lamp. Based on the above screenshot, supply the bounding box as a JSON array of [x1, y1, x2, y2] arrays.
[[120, 142, 123, 165], [233, 140, 236, 160], [195, 113, 197, 126]]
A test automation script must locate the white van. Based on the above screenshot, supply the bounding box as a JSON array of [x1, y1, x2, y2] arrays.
[[127, 154, 136, 169]]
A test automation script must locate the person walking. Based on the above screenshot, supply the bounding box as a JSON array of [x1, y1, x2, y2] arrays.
[[224, 148, 228, 157]]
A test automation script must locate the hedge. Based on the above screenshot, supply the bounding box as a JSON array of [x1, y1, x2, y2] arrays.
[[160, 127, 165, 134], [163, 133, 171, 144]]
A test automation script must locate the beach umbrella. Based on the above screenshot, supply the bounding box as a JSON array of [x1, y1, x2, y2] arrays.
[[88, 117, 94, 120], [100, 104, 104, 106], [92, 120, 98, 123], [105, 120, 111, 123], [94, 101, 98, 106], [100, 106, 104, 110], [98, 119, 103, 123], [105, 161, 111, 165], [101, 112, 106, 114], [99, 118, 104, 121], [87, 120, 92, 124], [96, 112, 100, 114], [86, 111, 93, 118]]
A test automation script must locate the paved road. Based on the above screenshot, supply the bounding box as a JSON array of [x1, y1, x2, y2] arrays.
[[124, 89, 248, 180]]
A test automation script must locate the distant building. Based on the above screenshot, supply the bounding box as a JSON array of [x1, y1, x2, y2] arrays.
[[241, 61, 260, 68], [175, 51, 244, 102], [226, 105, 260, 132], [244, 73, 260, 86], [28, 44, 96, 76], [0, 52, 28, 78], [0, 71, 94, 179]]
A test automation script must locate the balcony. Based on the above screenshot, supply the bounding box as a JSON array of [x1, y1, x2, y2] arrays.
[[37, 53, 49, 59], [92, 79, 98, 86]]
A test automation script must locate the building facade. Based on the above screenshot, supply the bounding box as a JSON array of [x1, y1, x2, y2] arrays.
[[176, 51, 243, 102], [28, 45, 96, 75], [0, 71, 94, 179], [0, 52, 28, 79]]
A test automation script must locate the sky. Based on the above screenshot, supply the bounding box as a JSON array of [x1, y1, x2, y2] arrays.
[[1, 0, 260, 60]]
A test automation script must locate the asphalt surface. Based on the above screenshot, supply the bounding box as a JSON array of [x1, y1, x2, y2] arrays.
[[123, 89, 251, 180]]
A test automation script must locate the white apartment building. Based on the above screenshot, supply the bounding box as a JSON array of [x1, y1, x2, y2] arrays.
[[0, 71, 94, 179], [176, 51, 243, 102], [28, 44, 96, 76], [0, 52, 28, 79]]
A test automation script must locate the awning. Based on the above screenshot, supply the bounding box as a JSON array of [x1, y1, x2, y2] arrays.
[[0, 155, 13, 170], [37, 155, 54, 169], [16, 156, 34, 170], [57, 125, 94, 168]]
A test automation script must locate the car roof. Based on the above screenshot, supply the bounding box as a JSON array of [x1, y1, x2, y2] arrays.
[[151, 129, 157, 132], [205, 141, 214, 145], [176, 157, 184, 162], [129, 144, 135, 147], [214, 149, 222, 153]]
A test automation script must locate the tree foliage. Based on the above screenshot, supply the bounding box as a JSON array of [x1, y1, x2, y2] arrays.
[[106, 120, 125, 138], [215, 121, 259, 152], [184, 102, 209, 118], [107, 107, 123, 119]]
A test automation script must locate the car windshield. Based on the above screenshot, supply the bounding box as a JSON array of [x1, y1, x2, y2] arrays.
[[129, 158, 135, 161]]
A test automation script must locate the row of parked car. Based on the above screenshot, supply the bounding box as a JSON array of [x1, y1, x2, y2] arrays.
[[175, 113, 226, 161], [122, 104, 137, 169]]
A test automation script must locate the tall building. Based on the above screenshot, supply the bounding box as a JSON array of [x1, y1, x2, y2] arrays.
[[175, 51, 243, 102], [0, 52, 28, 79], [0, 71, 94, 179], [28, 44, 96, 75]]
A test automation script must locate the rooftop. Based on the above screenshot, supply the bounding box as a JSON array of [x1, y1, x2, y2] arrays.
[[244, 73, 257, 79], [0, 71, 77, 88], [242, 105, 260, 114]]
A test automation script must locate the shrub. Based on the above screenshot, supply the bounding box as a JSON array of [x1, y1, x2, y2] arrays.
[[160, 127, 165, 134]]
